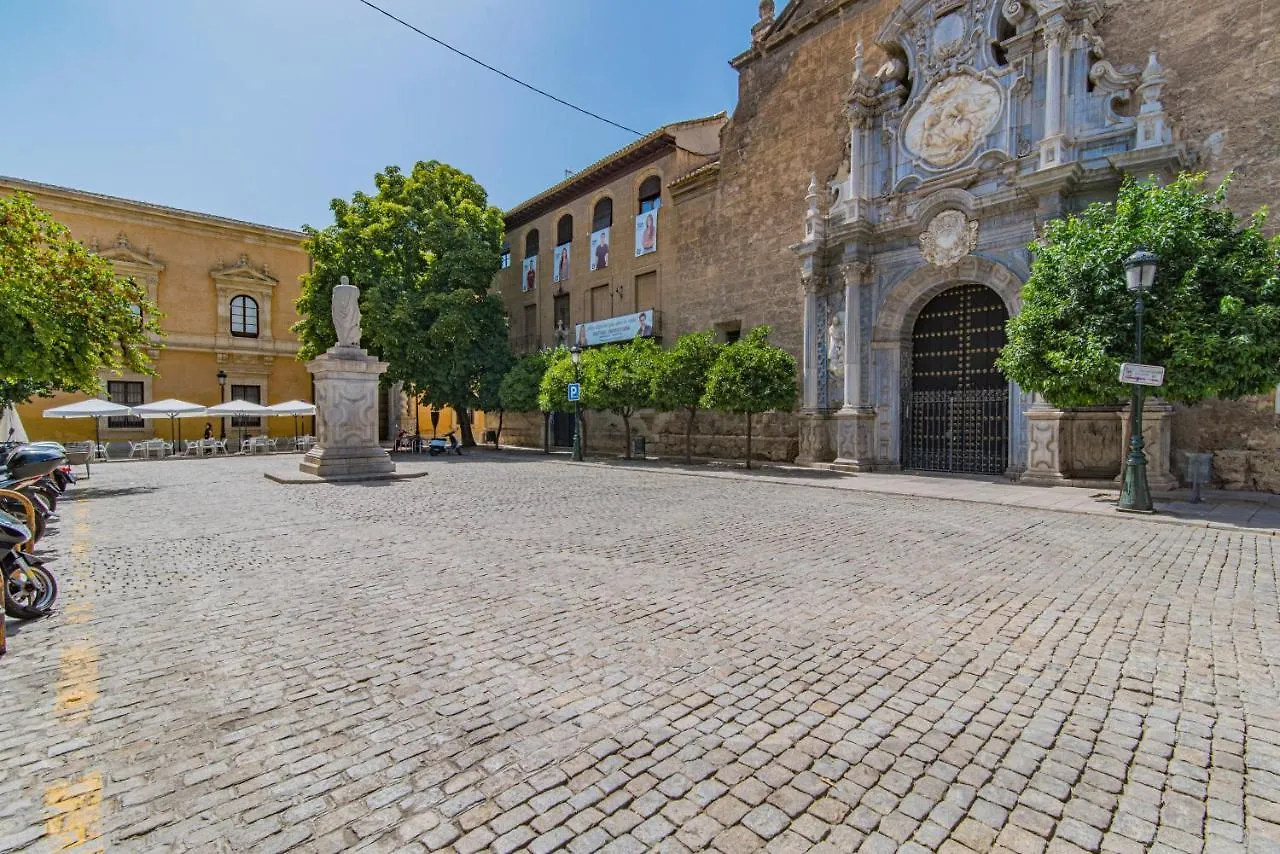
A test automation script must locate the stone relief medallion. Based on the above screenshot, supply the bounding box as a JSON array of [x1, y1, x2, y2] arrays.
[[903, 74, 1003, 168], [919, 210, 979, 267]]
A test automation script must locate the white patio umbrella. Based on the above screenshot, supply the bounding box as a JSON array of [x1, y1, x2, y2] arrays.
[[131, 398, 207, 453], [0, 404, 27, 444], [206, 400, 274, 448], [267, 400, 317, 449], [43, 398, 134, 473]]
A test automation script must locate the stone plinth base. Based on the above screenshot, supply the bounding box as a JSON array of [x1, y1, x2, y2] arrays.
[[266, 469, 426, 485], [795, 412, 835, 463], [1021, 404, 1068, 485], [302, 344, 396, 481], [1115, 400, 1179, 492], [833, 407, 876, 471]]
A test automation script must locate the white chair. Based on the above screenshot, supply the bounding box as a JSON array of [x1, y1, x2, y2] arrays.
[[128, 441, 147, 460], [211, 439, 228, 456], [183, 441, 203, 457], [95, 443, 111, 462]]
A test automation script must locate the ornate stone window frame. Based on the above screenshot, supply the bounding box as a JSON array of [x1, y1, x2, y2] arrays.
[[92, 233, 164, 327], [212, 255, 277, 352]]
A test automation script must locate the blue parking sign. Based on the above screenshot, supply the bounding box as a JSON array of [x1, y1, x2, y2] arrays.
[[567, 382, 581, 402]]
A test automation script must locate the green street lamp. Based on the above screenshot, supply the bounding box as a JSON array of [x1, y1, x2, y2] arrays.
[[216, 369, 227, 441], [1118, 248, 1158, 514], [570, 345, 584, 461]]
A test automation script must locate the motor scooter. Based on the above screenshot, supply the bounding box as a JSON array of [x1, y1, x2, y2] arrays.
[[0, 508, 56, 619]]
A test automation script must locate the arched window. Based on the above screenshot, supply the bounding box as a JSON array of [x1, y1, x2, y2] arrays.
[[525, 229, 539, 258], [556, 214, 574, 247], [638, 175, 661, 214], [230, 295, 259, 337], [592, 198, 613, 231]]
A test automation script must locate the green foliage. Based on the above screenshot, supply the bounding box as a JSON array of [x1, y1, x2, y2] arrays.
[[0, 192, 160, 407], [703, 326, 798, 468], [998, 174, 1280, 407], [653, 331, 723, 463], [586, 338, 660, 418], [500, 351, 550, 414], [293, 160, 509, 420], [702, 326, 798, 415], [538, 349, 578, 414]]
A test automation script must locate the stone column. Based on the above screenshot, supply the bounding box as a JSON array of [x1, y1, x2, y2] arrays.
[[1020, 396, 1069, 484], [1039, 20, 1067, 169], [1115, 399, 1179, 492], [833, 262, 876, 470], [802, 276, 820, 412], [300, 345, 396, 479]]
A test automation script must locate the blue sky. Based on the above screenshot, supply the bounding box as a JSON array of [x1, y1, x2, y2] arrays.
[[0, 0, 757, 231]]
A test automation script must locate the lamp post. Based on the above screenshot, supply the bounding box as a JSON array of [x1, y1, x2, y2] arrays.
[[1118, 249, 1158, 513], [216, 369, 227, 440], [570, 345, 583, 462]]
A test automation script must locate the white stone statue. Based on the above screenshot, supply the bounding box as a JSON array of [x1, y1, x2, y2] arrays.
[[827, 308, 845, 378], [332, 275, 361, 347]]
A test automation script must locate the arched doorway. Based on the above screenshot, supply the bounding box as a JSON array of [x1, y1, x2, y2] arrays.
[[907, 283, 1009, 474]]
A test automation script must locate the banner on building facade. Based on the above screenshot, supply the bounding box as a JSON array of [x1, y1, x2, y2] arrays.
[[522, 255, 537, 292], [553, 243, 571, 283], [635, 209, 658, 257], [590, 227, 610, 271], [574, 309, 655, 347]]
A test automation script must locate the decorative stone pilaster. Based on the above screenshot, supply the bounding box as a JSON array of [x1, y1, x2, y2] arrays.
[[801, 279, 820, 412], [1021, 398, 1068, 484], [1039, 19, 1068, 169], [831, 261, 875, 470], [1114, 399, 1179, 492], [1134, 50, 1172, 150]]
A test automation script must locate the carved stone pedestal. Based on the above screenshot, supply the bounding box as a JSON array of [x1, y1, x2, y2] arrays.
[[833, 407, 876, 471], [796, 413, 835, 463], [1114, 400, 1179, 492], [1021, 404, 1067, 485], [298, 345, 396, 480]]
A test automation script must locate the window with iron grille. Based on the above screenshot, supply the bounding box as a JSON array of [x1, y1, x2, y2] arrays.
[[230, 384, 261, 428], [230, 295, 259, 337], [107, 381, 144, 428]]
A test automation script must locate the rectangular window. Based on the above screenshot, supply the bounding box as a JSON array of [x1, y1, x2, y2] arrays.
[[591, 284, 612, 322], [634, 272, 657, 314], [500, 249, 511, 269], [522, 304, 538, 353], [230, 384, 261, 428], [107, 381, 144, 428], [716, 321, 742, 344]]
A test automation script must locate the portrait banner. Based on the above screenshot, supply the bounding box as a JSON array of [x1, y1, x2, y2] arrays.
[[635, 208, 658, 257], [590, 227, 610, 271], [553, 243, 571, 284], [522, 255, 537, 293], [574, 309, 655, 347]]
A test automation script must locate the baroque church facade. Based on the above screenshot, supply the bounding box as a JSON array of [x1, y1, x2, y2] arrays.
[[662, 0, 1279, 490]]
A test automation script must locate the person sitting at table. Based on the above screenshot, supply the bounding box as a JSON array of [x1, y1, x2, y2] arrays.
[[203, 422, 213, 440]]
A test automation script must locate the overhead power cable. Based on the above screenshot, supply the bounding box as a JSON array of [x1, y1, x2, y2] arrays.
[[355, 0, 646, 137]]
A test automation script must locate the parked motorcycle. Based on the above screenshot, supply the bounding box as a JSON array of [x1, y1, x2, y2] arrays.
[[427, 433, 463, 457], [0, 508, 57, 619]]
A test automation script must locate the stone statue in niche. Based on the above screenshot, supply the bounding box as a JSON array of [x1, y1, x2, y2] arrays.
[[827, 307, 846, 380], [919, 210, 979, 268], [553, 319, 568, 347], [332, 275, 361, 347], [904, 74, 1003, 168]]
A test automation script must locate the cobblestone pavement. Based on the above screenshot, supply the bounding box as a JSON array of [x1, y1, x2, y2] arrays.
[[3, 454, 1280, 854]]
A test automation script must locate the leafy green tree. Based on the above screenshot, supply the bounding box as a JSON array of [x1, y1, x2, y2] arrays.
[[653, 331, 723, 464], [998, 174, 1280, 407], [538, 348, 586, 454], [294, 161, 507, 443], [587, 338, 661, 459], [0, 192, 160, 407], [499, 351, 551, 451], [702, 326, 798, 469]]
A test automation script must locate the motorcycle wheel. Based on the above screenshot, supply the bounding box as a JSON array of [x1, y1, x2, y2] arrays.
[[4, 559, 57, 619]]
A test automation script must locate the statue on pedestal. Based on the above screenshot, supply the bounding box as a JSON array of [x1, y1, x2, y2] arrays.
[[332, 275, 362, 348]]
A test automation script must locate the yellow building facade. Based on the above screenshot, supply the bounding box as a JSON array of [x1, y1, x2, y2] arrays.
[[3, 176, 312, 446]]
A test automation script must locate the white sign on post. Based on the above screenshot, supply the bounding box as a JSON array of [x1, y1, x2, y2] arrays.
[[1120, 362, 1165, 387]]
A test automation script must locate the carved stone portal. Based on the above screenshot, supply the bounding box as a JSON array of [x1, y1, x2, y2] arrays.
[[919, 210, 979, 268]]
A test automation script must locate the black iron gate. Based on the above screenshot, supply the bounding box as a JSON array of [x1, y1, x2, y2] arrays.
[[907, 284, 1009, 474]]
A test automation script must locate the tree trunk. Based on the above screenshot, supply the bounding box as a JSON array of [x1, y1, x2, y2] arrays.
[[494, 410, 503, 449], [622, 413, 631, 460], [745, 412, 753, 470], [458, 409, 476, 446], [684, 408, 696, 465], [543, 411, 551, 454]]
